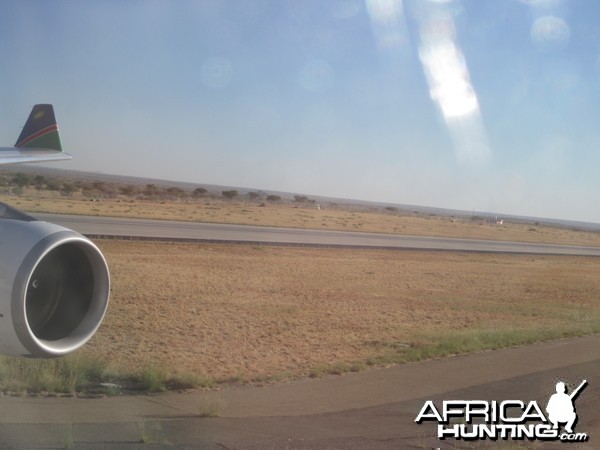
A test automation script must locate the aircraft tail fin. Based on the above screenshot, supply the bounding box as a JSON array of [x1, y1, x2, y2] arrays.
[[15, 104, 63, 151]]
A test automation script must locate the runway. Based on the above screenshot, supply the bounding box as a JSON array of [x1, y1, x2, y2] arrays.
[[34, 212, 600, 256]]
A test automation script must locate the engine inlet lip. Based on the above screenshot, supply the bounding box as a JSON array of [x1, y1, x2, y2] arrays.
[[12, 231, 110, 358]]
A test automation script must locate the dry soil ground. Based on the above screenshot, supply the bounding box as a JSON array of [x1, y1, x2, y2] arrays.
[[82, 240, 600, 383]]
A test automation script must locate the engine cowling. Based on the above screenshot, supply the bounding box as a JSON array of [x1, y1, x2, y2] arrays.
[[0, 206, 109, 357]]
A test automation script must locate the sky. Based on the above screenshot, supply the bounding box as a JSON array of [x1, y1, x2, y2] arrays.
[[1, 0, 600, 223]]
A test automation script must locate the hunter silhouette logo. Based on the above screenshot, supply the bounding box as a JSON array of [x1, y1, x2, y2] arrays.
[[415, 379, 589, 442], [546, 380, 587, 434]]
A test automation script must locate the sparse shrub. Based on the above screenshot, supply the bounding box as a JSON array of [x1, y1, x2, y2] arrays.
[[197, 400, 222, 417], [136, 365, 168, 392], [222, 190, 238, 200]]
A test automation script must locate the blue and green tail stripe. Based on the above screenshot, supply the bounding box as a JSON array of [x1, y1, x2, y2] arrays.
[[15, 104, 63, 151]]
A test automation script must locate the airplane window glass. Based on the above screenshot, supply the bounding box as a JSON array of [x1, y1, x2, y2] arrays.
[[0, 0, 598, 447]]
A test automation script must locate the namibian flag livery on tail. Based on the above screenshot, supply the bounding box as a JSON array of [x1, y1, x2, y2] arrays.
[[15, 104, 63, 151], [0, 104, 70, 165]]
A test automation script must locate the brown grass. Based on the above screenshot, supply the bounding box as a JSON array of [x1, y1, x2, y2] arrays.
[[82, 240, 600, 382], [3, 192, 600, 247]]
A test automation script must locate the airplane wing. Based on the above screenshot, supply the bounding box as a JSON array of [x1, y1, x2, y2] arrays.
[[0, 148, 72, 165], [0, 104, 71, 165]]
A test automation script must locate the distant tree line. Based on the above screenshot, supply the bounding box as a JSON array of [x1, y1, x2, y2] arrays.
[[0, 171, 309, 205]]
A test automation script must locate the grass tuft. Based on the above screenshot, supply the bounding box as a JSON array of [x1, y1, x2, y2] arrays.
[[136, 365, 168, 392], [137, 421, 164, 444], [197, 399, 222, 417]]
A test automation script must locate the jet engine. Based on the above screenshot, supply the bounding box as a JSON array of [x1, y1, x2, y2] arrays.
[[0, 203, 109, 357]]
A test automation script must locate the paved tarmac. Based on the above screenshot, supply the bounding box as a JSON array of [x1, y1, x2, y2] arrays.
[[33, 213, 600, 256], [0, 336, 597, 448]]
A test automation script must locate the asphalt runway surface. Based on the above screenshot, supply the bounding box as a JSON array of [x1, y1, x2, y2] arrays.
[[34, 213, 600, 256], [0, 336, 597, 448]]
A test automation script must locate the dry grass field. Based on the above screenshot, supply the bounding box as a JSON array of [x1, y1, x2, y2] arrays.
[[2, 181, 600, 392], [4, 193, 600, 247], [80, 240, 600, 384]]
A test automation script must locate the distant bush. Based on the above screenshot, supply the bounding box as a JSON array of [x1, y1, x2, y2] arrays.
[[11, 173, 31, 188], [61, 182, 78, 197], [120, 185, 138, 196], [222, 190, 238, 200], [192, 187, 208, 198], [294, 195, 309, 203]]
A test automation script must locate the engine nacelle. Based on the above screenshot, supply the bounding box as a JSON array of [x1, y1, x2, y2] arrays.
[[0, 207, 109, 357]]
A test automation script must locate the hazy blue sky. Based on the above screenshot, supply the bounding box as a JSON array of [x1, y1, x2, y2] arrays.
[[1, 0, 600, 223]]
